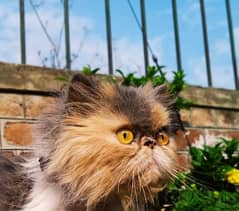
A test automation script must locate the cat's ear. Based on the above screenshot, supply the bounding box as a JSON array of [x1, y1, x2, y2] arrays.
[[67, 73, 100, 103]]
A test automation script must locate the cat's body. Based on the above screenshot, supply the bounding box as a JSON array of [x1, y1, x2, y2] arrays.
[[0, 73, 180, 211]]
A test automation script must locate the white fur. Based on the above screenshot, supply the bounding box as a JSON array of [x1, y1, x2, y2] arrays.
[[21, 159, 63, 211], [21, 179, 62, 211]]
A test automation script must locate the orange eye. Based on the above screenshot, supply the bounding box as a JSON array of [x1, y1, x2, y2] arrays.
[[117, 129, 134, 144], [157, 132, 169, 146]]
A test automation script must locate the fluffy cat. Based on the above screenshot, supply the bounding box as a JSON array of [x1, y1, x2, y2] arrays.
[[0, 73, 181, 211]]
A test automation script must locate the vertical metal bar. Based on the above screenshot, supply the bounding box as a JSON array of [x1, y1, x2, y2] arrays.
[[200, 0, 212, 87], [19, 0, 26, 64], [140, 0, 149, 73], [225, 0, 238, 89], [64, 0, 71, 69], [172, 0, 182, 71], [105, 0, 113, 74]]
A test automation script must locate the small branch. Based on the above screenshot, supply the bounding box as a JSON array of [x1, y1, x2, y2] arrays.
[[29, 0, 61, 68]]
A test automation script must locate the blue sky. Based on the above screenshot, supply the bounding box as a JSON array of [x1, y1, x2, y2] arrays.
[[0, 0, 239, 89]]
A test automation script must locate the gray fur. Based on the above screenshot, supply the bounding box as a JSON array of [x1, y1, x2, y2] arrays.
[[0, 155, 32, 211]]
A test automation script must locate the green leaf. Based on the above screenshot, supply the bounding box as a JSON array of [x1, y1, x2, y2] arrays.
[[115, 69, 125, 78], [82, 65, 100, 75], [55, 76, 70, 82]]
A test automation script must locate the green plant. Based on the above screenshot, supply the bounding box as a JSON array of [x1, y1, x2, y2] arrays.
[[159, 138, 239, 210], [56, 65, 193, 109], [55, 65, 100, 82], [116, 66, 193, 110], [81, 65, 100, 75]]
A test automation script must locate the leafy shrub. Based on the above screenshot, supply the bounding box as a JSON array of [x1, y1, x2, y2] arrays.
[[56, 65, 193, 110], [116, 66, 193, 109], [158, 138, 239, 211]]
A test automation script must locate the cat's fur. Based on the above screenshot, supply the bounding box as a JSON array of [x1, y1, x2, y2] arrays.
[[0, 73, 180, 211]]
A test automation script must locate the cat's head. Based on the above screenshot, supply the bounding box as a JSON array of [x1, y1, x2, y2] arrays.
[[41, 73, 180, 209]]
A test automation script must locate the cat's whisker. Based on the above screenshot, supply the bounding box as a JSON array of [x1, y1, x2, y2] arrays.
[[132, 169, 139, 211], [168, 168, 217, 202], [117, 162, 132, 192], [139, 171, 154, 203], [135, 166, 147, 206]]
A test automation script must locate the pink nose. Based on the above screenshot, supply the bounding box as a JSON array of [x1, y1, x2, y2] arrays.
[[141, 136, 157, 149]]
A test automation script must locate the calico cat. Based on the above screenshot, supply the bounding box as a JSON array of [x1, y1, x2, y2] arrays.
[[0, 73, 180, 211]]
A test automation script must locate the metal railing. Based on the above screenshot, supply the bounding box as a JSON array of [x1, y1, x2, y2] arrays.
[[17, 0, 239, 89]]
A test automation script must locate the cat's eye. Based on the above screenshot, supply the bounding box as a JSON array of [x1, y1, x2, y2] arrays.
[[157, 132, 169, 146], [117, 129, 134, 144]]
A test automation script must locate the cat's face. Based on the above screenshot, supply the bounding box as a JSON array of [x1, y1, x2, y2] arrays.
[[44, 73, 179, 209]]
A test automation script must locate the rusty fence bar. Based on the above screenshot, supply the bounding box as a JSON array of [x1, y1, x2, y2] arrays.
[[19, 0, 26, 64], [225, 0, 238, 89], [200, 0, 212, 87], [64, 0, 71, 70], [17, 1, 238, 89], [172, 0, 182, 71], [140, 0, 149, 73], [104, 0, 113, 74]]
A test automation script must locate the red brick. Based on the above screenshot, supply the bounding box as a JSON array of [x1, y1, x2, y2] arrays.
[[2, 121, 34, 148], [175, 128, 204, 151], [206, 129, 239, 142], [0, 94, 24, 118], [24, 95, 55, 118]]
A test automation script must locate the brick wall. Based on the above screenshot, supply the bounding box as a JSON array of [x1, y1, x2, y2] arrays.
[[0, 62, 70, 158], [0, 62, 239, 168]]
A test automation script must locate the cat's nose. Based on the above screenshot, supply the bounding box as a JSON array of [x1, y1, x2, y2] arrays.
[[141, 136, 157, 149]]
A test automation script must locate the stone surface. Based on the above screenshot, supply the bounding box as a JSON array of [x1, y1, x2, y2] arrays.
[[0, 62, 72, 91], [181, 86, 239, 109], [2, 121, 34, 148], [190, 108, 215, 127], [180, 109, 191, 126], [211, 109, 239, 128], [0, 63, 25, 90], [24, 95, 55, 118], [0, 94, 24, 118]]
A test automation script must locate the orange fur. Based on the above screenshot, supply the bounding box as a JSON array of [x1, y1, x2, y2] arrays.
[[47, 108, 176, 210], [32, 74, 178, 211]]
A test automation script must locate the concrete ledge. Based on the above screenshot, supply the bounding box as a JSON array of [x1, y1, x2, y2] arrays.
[[0, 62, 238, 110], [181, 86, 239, 110], [0, 62, 72, 92]]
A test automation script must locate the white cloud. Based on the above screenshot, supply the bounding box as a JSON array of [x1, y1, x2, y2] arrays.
[[213, 27, 239, 56], [186, 56, 208, 86], [234, 27, 239, 54], [0, 3, 20, 62], [186, 56, 235, 89], [0, 2, 164, 76], [214, 39, 230, 55], [181, 1, 200, 27]]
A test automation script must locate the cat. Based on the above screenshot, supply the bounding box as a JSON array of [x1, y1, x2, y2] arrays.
[[0, 73, 181, 211]]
